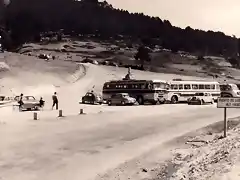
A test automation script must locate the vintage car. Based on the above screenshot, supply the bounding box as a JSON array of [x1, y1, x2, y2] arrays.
[[107, 93, 137, 106], [187, 92, 214, 105], [14, 95, 41, 111], [0, 96, 14, 105], [81, 92, 103, 105]]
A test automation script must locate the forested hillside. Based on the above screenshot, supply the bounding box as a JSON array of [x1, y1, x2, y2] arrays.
[[0, 0, 239, 57]]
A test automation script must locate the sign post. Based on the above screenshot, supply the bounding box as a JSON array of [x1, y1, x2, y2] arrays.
[[217, 97, 240, 138], [224, 107, 227, 137]]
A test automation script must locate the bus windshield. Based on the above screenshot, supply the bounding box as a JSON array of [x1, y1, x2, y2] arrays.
[[220, 84, 239, 91], [153, 82, 168, 90]]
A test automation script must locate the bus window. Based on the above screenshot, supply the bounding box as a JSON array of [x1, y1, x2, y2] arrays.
[[184, 84, 191, 90], [141, 84, 145, 89], [179, 84, 183, 90], [205, 84, 211, 89], [192, 84, 198, 89], [199, 84, 204, 89], [171, 84, 178, 90], [210, 84, 215, 89], [123, 85, 127, 89], [216, 84, 220, 90]]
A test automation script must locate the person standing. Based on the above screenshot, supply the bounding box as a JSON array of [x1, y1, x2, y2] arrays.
[[18, 93, 24, 110], [39, 97, 45, 108], [52, 92, 58, 110]]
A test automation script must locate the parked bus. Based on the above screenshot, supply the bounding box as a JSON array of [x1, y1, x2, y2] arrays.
[[102, 79, 168, 105], [220, 83, 240, 97], [166, 80, 221, 103]]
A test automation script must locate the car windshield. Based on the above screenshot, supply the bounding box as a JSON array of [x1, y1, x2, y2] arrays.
[[24, 96, 35, 101]]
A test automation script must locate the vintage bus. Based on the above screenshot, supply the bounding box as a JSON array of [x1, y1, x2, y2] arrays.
[[102, 79, 169, 105], [220, 83, 240, 97], [166, 80, 221, 103]]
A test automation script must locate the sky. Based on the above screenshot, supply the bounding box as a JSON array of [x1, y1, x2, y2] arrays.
[[106, 0, 240, 37]]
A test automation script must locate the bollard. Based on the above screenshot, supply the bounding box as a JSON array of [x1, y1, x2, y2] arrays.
[[79, 108, 84, 114], [33, 112, 38, 120], [58, 110, 63, 117]]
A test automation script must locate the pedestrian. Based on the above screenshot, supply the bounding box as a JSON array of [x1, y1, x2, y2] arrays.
[[52, 92, 58, 110], [18, 93, 24, 111], [39, 97, 45, 108]]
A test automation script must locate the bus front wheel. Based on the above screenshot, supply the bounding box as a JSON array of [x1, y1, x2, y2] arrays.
[[171, 96, 178, 104], [137, 96, 144, 105]]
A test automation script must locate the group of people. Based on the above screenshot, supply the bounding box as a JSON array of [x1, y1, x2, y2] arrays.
[[18, 92, 59, 110]]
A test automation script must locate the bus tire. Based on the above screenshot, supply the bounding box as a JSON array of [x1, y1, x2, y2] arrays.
[[171, 96, 178, 104], [137, 96, 144, 105]]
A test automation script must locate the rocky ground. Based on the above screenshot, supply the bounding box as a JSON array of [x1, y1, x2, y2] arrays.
[[153, 119, 240, 180]]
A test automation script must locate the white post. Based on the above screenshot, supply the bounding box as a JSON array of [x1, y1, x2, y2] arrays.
[[58, 110, 63, 117], [80, 109, 84, 114], [33, 112, 38, 120]]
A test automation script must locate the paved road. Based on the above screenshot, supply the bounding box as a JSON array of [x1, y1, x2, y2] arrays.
[[0, 104, 240, 180]]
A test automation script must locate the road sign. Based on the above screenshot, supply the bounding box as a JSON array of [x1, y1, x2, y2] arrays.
[[217, 97, 240, 108], [217, 97, 240, 138]]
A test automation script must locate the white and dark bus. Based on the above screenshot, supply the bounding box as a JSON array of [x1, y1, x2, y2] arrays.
[[220, 83, 240, 97], [166, 80, 221, 103], [102, 79, 169, 105]]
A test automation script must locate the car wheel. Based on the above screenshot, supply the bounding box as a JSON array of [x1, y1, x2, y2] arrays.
[[137, 96, 144, 105], [200, 100, 204, 105], [211, 99, 214, 104], [121, 101, 125, 105], [159, 100, 165, 104], [82, 100, 85, 104], [108, 101, 112, 106], [152, 101, 158, 105]]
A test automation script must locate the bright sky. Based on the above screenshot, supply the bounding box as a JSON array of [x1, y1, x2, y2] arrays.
[[106, 0, 240, 37]]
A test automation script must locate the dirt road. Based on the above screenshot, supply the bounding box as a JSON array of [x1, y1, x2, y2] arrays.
[[0, 104, 240, 180]]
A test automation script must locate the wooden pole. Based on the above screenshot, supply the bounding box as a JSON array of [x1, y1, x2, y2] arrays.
[[224, 107, 227, 138]]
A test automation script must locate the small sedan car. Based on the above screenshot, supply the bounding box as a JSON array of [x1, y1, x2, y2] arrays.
[[81, 92, 103, 105], [14, 96, 41, 111], [187, 92, 214, 105], [0, 96, 14, 105], [107, 93, 137, 106]]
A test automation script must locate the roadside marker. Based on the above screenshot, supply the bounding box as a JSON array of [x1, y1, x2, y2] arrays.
[[58, 110, 63, 117], [217, 97, 240, 137], [80, 108, 84, 114], [33, 112, 38, 120]]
